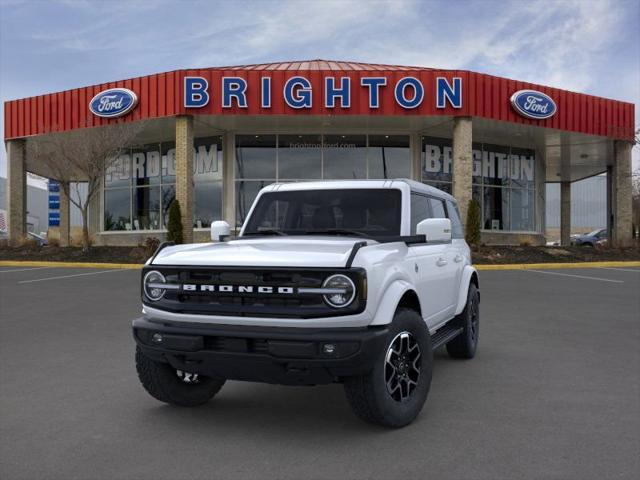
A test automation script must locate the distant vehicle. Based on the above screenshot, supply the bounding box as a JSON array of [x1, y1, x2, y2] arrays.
[[27, 231, 48, 246], [571, 229, 607, 247]]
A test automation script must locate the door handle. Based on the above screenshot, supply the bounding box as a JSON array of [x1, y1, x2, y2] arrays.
[[454, 254, 463, 263], [436, 257, 447, 267]]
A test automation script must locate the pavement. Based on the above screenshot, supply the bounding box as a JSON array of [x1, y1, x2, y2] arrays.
[[0, 265, 639, 480]]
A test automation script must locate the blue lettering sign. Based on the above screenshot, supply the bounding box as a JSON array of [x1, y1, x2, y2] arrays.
[[325, 77, 351, 108], [436, 77, 462, 108], [283, 76, 312, 109], [222, 77, 248, 108], [184, 77, 209, 108], [261, 77, 271, 108], [360, 77, 387, 108], [394, 77, 424, 109]]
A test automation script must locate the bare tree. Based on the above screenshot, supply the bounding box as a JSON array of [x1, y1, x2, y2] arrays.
[[27, 122, 143, 251]]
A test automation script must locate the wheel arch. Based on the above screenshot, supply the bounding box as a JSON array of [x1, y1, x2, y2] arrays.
[[454, 266, 480, 315], [370, 280, 421, 326]]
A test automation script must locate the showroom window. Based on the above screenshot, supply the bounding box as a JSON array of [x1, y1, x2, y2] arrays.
[[104, 136, 223, 231], [422, 136, 536, 232], [235, 134, 410, 227]]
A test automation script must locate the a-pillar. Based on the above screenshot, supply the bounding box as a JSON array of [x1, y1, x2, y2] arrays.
[[452, 117, 473, 227], [560, 181, 571, 246], [175, 115, 194, 243], [6, 139, 27, 245], [611, 141, 633, 247], [59, 181, 70, 246]]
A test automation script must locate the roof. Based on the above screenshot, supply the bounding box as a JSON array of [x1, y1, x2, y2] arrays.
[[262, 179, 456, 202], [213, 59, 434, 71]]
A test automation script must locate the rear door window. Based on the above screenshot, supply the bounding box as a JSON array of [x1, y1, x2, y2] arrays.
[[410, 193, 431, 234]]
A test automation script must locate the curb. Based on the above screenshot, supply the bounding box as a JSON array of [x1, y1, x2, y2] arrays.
[[1, 260, 639, 271], [0, 260, 143, 269]]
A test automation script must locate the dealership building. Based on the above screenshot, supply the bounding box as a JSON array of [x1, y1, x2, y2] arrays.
[[4, 60, 636, 246]]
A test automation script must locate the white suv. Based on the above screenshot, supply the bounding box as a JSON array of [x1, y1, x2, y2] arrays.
[[133, 180, 479, 427]]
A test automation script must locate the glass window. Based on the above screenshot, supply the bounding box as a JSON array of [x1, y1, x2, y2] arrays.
[[278, 134, 322, 179], [243, 189, 402, 238], [429, 197, 447, 218], [104, 188, 131, 231], [483, 187, 509, 230], [509, 147, 535, 189], [410, 193, 431, 234], [509, 189, 535, 231], [236, 180, 272, 227], [161, 141, 176, 183], [132, 186, 160, 230], [472, 142, 483, 185], [194, 136, 222, 183], [235, 135, 276, 179], [194, 181, 223, 228], [446, 200, 464, 239], [422, 136, 452, 184], [131, 143, 161, 187], [161, 185, 175, 228], [482, 143, 510, 187], [323, 135, 366, 179], [105, 153, 131, 188], [368, 135, 410, 179]]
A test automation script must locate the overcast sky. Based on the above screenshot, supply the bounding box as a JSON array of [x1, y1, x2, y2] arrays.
[[1, 0, 638, 181]]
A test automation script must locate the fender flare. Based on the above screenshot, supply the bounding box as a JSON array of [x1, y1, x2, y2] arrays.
[[454, 265, 479, 315], [370, 279, 415, 326]]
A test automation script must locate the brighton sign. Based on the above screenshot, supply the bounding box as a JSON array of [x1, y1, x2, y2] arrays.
[[183, 76, 464, 110], [89, 88, 138, 118], [510, 89, 557, 120]]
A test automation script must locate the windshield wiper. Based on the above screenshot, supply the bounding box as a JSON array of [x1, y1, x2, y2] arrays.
[[304, 229, 371, 238], [243, 229, 286, 236]]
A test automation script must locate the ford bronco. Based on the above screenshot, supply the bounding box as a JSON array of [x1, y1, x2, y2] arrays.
[[133, 179, 480, 427]]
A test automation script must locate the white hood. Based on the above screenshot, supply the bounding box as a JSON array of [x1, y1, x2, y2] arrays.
[[152, 236, 367, 268]]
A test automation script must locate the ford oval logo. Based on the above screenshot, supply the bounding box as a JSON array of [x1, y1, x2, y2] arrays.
[[89, 88, 138, 118], [510, 89, 556, 120]]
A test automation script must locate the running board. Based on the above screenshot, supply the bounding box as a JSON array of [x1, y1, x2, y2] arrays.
[[430, 324, 463, 350]]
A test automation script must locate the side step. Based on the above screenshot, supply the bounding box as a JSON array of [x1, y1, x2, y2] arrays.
[[430, 324, 463, 350]]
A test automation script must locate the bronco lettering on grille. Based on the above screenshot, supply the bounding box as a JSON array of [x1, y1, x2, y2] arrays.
[[182, 284, 295, 294]]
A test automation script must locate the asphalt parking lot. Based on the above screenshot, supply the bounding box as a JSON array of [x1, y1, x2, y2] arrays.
[[1, 265, 639, 480]]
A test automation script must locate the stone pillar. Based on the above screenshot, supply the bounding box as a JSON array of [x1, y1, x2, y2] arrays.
[[175, 115, 194, 243], [59, 181, 70, 247], [452, 117, 473, 227], [222, 132, 236, 231], [611, 141, 633, 247], [6, 139, 27, 245], [410, 133, 422, 182], [560, 181, 571, 246]]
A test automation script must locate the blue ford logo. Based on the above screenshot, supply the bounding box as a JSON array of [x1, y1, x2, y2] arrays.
[[89, 88, 138, 118], [510, 90, 556, 120]]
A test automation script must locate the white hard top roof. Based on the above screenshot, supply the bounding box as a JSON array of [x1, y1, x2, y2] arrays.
[[262, 179, 457, 204]]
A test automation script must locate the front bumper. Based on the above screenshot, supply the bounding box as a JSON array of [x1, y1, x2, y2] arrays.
[[133, 317, 389, 386]]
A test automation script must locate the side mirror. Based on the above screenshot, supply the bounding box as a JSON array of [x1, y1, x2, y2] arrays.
[[416, 218, 452, 243], [211, 221, 231, 242]]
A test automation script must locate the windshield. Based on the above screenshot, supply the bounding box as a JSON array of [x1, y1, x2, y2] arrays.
[[242, 188, 402, 238]]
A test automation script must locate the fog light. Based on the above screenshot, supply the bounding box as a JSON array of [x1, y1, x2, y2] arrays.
[[152, 333, 163, 344], [322, 343, 336, 354]]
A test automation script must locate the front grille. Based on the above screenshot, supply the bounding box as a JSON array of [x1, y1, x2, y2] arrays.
[[143, 266, 366, 319]]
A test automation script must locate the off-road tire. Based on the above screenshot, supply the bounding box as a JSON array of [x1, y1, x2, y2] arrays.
[[446, 283, 479, 359], [343, 308, 432, 428], [135, 346, 225, 407]]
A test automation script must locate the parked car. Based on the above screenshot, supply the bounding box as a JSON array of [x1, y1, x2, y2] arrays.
[[0, 230, 47, 245], [133, 180, 480, 428], [571, 229, 607, 247]]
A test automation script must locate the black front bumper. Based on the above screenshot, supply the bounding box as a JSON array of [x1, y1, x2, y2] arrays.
[[133, 317, 389, 386]]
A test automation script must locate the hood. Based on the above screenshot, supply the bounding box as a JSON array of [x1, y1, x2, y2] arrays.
[[152, 236, 368, 268]]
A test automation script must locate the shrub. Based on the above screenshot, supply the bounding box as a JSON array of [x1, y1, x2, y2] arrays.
[[143, 236, 161, 258], [48, 237, 60, 247], [465, 199, 481, 248], [166, 200, 183, 244]]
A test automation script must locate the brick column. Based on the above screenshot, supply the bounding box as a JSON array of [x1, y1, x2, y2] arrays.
[[222, 132, 236, 231], [611, 141, 633, 247], [59, 181, 70, 247], [560, 181, 571, 246], [6, 139, 27, 245], [452, 117, 473, 227], [175, 115, 194, 243]]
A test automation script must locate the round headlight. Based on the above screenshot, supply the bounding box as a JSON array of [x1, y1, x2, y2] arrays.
[[144, 270, 166, 301], [322, 274, 356, 308]]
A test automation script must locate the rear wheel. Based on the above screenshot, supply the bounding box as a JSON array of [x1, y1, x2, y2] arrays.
[[344, 308, 432, 428], [446, 283, 479, 359], [135, 346, 225, 407]]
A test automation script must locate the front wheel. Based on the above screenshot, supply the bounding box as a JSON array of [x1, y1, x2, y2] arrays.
[[135, 347, 225, 407], [343, 308, 433, 428]]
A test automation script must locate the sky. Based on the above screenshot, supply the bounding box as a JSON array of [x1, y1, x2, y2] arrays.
[[1, 0, 639, 183]]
